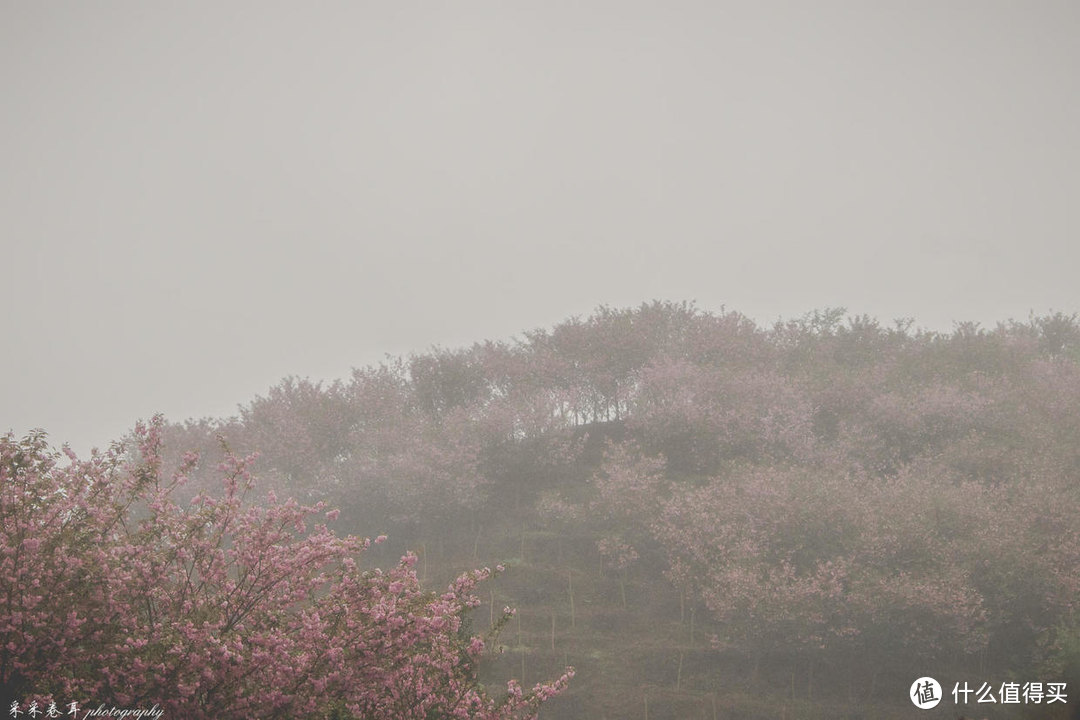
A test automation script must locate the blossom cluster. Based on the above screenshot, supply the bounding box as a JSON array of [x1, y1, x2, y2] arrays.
[[0, 418, 571, 719]]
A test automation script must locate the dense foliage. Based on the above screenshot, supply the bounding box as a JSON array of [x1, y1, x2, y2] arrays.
[[14, 302, 1080, 718], [0, 419, 572, 718]]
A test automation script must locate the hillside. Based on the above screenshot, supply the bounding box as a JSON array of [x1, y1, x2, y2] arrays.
[[158, 303, 1080, 719]]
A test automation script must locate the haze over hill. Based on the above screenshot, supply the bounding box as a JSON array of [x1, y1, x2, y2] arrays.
[[3, 2, 1079, 457], [145, 303, 1080, 719], [4, 4, 1079, 712]]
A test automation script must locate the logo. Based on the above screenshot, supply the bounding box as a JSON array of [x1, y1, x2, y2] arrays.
[[911, 677, 942, 709]]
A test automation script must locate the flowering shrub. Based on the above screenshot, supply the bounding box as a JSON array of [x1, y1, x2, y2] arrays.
[[0, 417, 572, 718]]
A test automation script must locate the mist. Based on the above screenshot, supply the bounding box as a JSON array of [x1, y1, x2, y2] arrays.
[[3, 2, 1079, 718]]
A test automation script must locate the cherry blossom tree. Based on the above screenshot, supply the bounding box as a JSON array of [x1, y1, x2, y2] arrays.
[[1, 418, 571, 718], [136, 304, 1080, 712]]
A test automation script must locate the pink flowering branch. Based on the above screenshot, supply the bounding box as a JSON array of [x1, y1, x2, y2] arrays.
[[1, 417, 571, 718]]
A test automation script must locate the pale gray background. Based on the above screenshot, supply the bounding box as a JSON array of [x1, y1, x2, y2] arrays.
[[3, 2, 1078, 456]]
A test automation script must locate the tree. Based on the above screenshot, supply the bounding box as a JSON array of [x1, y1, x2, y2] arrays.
[[1, 418, 572, 719]]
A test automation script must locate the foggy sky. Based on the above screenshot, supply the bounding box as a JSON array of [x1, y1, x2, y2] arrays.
[[3, 1, 1078, 456]]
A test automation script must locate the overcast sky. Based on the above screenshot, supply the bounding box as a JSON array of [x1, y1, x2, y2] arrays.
[[3, 1, 1078, 456]]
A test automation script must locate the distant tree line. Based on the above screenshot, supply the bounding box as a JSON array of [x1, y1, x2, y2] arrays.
[[153, 302, 1080, 709]]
